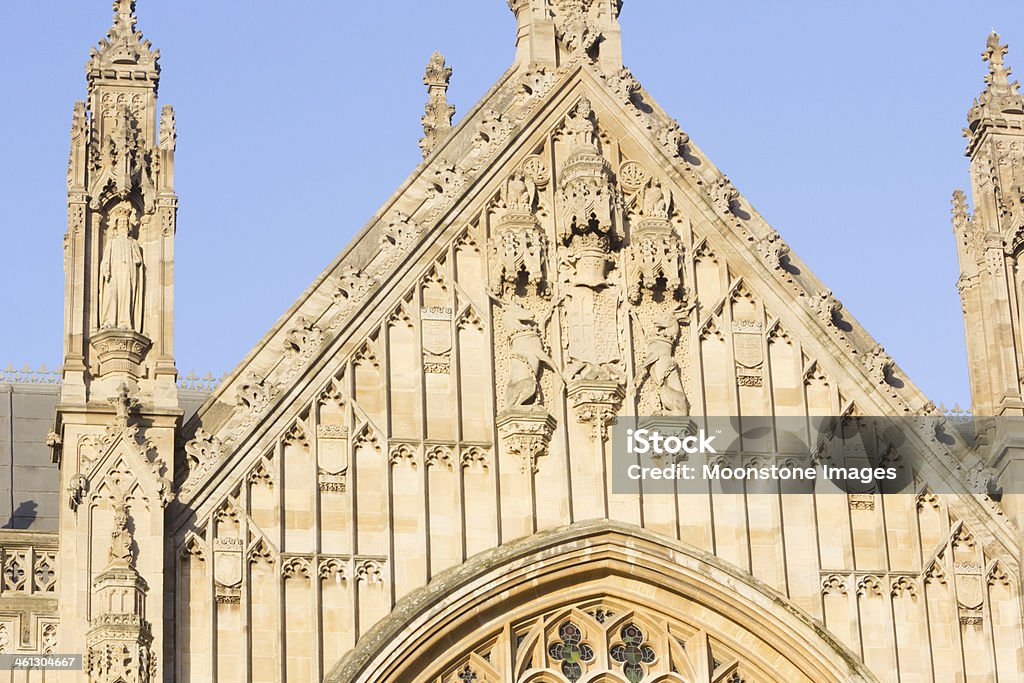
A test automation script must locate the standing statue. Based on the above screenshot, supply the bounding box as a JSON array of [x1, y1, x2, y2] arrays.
[[494, 297, 565, 408], [99, 203, 144, 331], [633, 308, 690, 415], [108, 503, 134, 567]]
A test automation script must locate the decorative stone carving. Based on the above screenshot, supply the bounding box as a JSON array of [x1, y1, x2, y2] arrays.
[[68, 473, 89, 510], [99, 202, 145, 332], [863, 344, 894, 386], [633, 306, 691, 415], [90, 327, 151, 378], [422, 305, 454, 374], [608, 67, 641, 105], [332, 266, 374, 308], [967, 32, 1024, 135], [521, 155, 551, 189], [497, 408, 557, 473], [158, 104, 176, 152], [236, 372, 274, 413], [567, 379, 625, 441], [493, 298, 562, 408], [756, 229, 790, 270], [521, 67, 556, 100], [420, 52, 455, 158], [627, 178, 683, 302], [182, 428, 225, 494], [808, 289, 843, 326], [552, 0, 600, 56], [732, 318, 764, 387], [107, 503, 134, 567], [282, 315, 324, 363], [618, 161, 649, 192], [475, 110, 513, 153], [709, 175, 740, 216], [213, 535, 244, 604], [491, 170, 548, 295], [656, 121, 690, 159], [87, 498, 154, 683]]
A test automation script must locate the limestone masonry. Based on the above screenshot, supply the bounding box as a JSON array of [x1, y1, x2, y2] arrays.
[[1, 1, 1022, 681]]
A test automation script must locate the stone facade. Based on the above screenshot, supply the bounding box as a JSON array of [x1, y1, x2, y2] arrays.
[[1, 1, 1022, 682]]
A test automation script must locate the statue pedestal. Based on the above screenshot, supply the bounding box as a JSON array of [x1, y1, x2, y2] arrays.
[[637, 415, 698, 464], [568, 379, 625, 441], [91, 328, 151, 379], [497, 406, 557, 473]]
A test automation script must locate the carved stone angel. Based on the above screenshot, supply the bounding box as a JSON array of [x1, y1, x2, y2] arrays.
[[99, 202, 144, 331], [633, 307, 691, 415]]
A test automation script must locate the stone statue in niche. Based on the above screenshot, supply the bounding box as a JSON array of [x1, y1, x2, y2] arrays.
[[108, 503, 134, 568], [99, 202, 144, 331], [493, 297, 563, 408], [633, 307, 691, 415]]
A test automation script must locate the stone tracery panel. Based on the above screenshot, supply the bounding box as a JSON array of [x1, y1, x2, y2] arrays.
[[426, 601, 771, 683]]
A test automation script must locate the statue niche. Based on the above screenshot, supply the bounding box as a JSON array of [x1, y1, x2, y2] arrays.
[[99, 202, 145, 332]]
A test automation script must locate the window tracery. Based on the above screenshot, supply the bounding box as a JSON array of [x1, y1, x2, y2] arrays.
[[432, 601, 763, 683]]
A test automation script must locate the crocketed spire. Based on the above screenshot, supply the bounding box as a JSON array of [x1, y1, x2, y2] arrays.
[[966, 32, 1023, 135]]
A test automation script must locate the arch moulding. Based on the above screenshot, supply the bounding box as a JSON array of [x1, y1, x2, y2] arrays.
[[325, 520, 880, 683]]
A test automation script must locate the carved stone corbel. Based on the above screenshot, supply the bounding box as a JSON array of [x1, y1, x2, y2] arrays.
[[497, 407, 557, 473], [567, 379, 625, 441]]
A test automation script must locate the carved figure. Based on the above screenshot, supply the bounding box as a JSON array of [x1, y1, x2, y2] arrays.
[[640, 178, 671, 220], [99, 203, 144, 330], [108, 503, 134, 567], [566, 96, 598, 150], [505, 170, 537, 213], [495, 298, 564, 407], [633, 308, 690, 415]]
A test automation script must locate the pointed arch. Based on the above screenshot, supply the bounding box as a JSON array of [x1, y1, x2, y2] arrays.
[[325, 521, 880, 683]]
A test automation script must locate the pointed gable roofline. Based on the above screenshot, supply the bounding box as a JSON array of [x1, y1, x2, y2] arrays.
[[170, 8, 1014, 549]]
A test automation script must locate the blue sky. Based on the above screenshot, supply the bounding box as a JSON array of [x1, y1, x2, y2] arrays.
[[1, 1, 1022, 408]]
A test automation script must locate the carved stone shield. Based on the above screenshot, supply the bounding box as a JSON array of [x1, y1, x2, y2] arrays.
[[732, 320, 764, 370], [213, 537, 244, 588], [421, 306, 453, 356]]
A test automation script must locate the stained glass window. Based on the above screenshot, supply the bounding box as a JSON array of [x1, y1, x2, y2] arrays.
[[610, 623, 656, 683], [547, 621, 595, 682]]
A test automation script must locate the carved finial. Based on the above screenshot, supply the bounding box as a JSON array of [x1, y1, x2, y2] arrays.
[[113, 0, 137, 27], [968, 31, 1023, 131], [952, 189, 971, 228], [419, 52, 456, 158], [983, 32, 1013, 88], [108, 383, 140, 427], [159, 105, 176, 152]]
